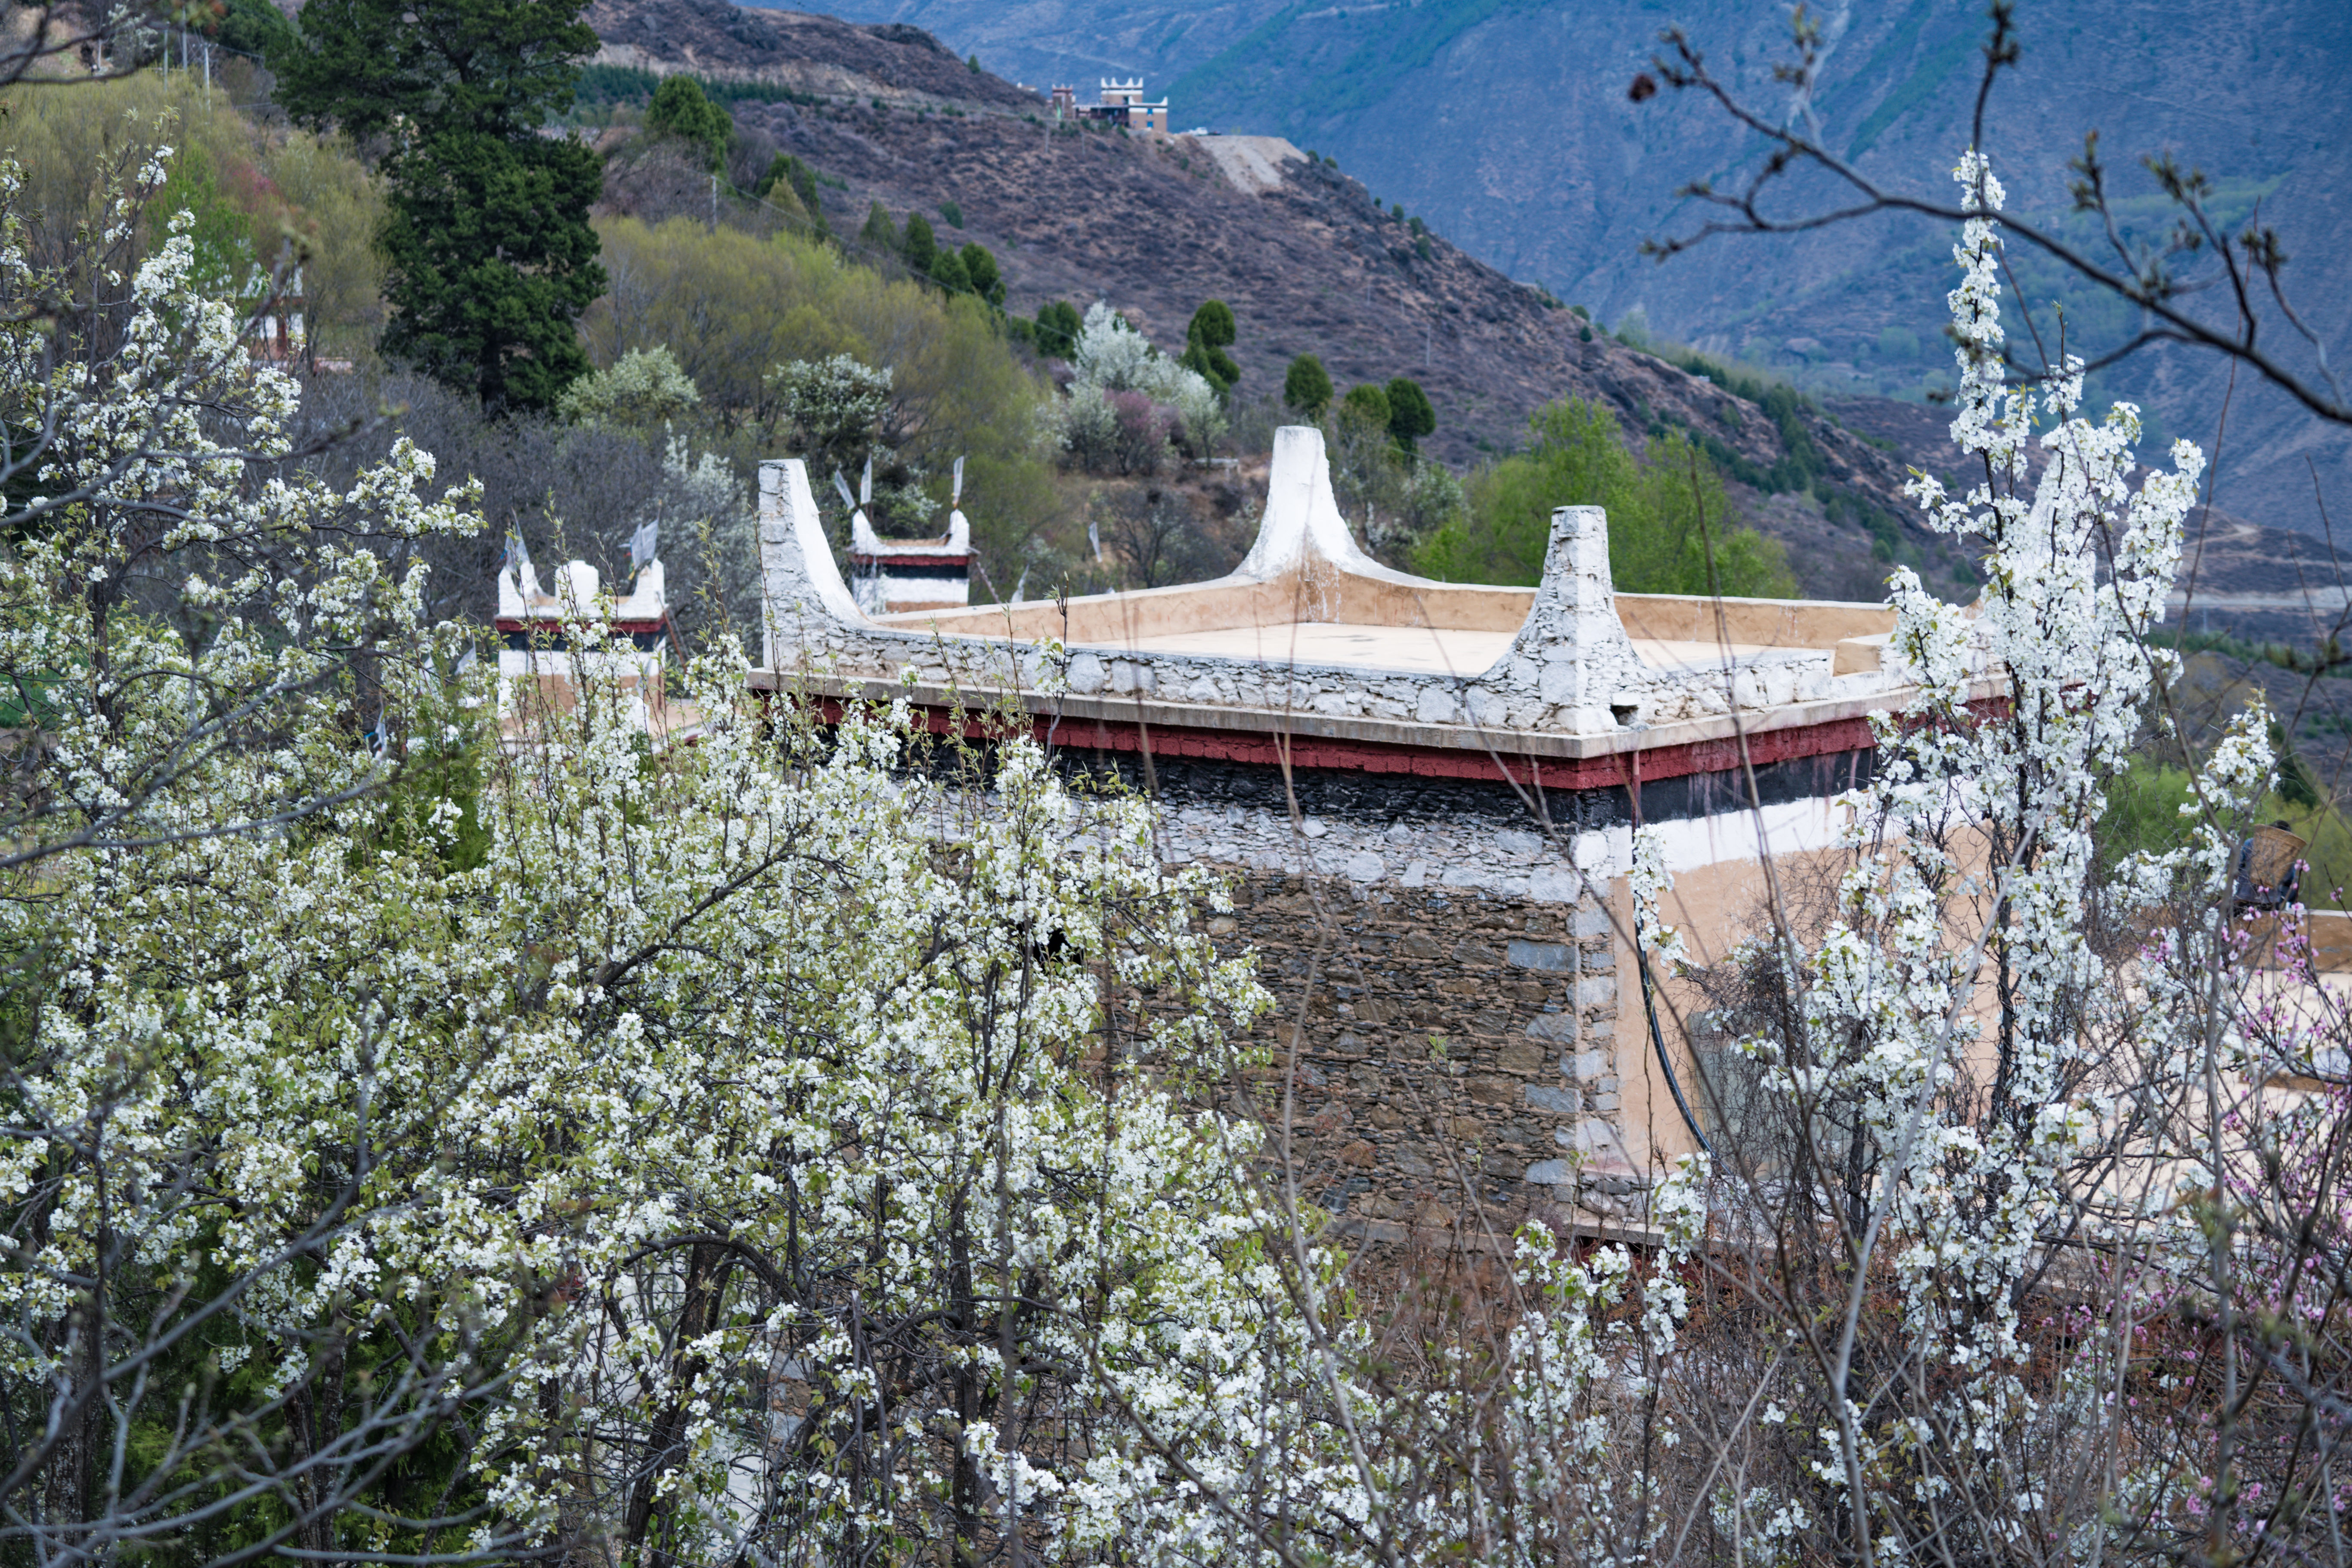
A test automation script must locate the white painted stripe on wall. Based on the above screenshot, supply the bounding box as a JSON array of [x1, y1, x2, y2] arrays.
[[1570, 794, 1849, 881]]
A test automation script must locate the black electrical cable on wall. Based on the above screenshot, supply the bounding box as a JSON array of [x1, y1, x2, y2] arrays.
[[1626, 770, 1713, 1157], [1636, 937, 1713, 1157]]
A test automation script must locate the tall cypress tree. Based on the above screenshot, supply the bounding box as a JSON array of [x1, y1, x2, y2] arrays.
[[270, 0, 605, 414]]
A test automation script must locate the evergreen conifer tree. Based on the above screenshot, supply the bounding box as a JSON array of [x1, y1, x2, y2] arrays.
[[758, 154, 827, 238], [1035, 300, 1081, 359], [1385, 376, 1436, 452], [646, 75, 732, 170], [902, 213, 938, 273], [929, 248, 971, 294], [959, 243, 1005, 307], [1181, 300, 1239, 396], [1283, 353, 1332, 420], [270, 0, 604, 415], [1339, 382, 1391, 430]]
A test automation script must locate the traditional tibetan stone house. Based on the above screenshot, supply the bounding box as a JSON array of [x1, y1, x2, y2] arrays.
[[753, 428, 1995, 1239]]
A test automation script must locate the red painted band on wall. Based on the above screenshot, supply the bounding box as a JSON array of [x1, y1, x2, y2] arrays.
[[797, 697, 1917, 789], [848, 555, 970, 570]]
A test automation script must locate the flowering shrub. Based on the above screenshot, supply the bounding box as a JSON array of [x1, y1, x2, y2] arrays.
[[1050, 303, 1224, 470], [0, 122, 476, 870], [765, 351, 895, 471], [557, 344, 702, 427], [1060, 384, 1178, 475], [0, 155, 1327, 1553]]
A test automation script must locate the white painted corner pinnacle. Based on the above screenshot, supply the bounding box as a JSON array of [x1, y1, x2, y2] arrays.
[[1236, 425, 1375, 579], [759, 458, 872, 669], [1234, 425, 1477, 613], [1502, 505, 1653, 731]]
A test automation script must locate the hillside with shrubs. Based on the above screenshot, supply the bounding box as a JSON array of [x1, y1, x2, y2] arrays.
[[575, 0, 2004, 602]]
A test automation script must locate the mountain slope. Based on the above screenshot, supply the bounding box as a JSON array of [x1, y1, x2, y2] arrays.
[[772, 0, 2352, 537], [590, 0, 1992, 597], [591, 0, 1042, 107]]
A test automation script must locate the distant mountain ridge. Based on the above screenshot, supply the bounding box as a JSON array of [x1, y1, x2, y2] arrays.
[[760, 0, 2352, 539]]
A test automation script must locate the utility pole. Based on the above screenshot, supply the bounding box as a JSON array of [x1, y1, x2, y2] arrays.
[[710, 172, 718, 230]]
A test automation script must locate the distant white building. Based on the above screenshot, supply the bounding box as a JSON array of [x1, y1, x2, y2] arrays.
[[496, 542, 682, 738], [1049, 77, 1168, 133]]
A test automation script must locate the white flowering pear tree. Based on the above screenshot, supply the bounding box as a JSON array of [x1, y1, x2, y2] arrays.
[[476, 663, 1322, 1568], [0, 114, 1325, 1566], [0, 120, 503, 1562], [1620, 152, 2352, 1565], [0, 105, 1476, 1568], [0, 132, 475, 871]]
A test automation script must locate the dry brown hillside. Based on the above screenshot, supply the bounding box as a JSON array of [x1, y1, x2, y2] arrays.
[[587, 0, 1983, 600], [587, 0, 1041, 111]]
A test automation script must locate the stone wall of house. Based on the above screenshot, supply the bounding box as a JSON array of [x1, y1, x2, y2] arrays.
[[1210, 870, 1649, 1245], [1061, 751, 1844, 1243]]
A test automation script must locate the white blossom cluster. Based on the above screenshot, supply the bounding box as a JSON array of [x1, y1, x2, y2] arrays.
[[1629, 824, 1691, 968], [558, 343, 704, 427], [765, 352, 894, 452], [0, 130, 478, 869], [1050, 302, 1224, 462], [1621, 149, 2277, 1557]]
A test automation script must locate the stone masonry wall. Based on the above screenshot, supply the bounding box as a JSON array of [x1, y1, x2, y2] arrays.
[[1211, 871, 1649, 1246]]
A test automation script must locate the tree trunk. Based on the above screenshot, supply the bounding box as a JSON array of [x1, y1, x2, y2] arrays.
[[622, 1242, 727, 1567]]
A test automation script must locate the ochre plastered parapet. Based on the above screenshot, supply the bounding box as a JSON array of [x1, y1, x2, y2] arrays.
[[755, 427, 1980, 742]]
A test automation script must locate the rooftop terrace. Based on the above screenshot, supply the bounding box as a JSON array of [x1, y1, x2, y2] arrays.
[[754, 427, 1989, 774]]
